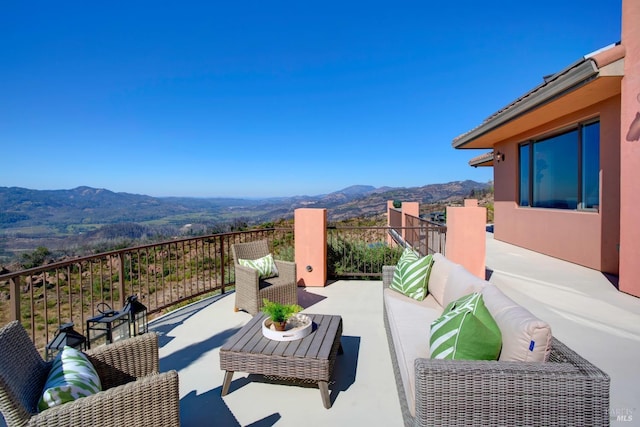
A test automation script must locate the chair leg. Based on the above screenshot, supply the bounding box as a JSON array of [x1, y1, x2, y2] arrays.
[[234, 307, 239, 312]]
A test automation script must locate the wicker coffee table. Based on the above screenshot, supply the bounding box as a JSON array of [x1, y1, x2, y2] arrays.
[[220, 313, 343, 409]]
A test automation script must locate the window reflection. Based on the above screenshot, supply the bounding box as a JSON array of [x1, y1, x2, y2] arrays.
[[518, 121, 599, 211]]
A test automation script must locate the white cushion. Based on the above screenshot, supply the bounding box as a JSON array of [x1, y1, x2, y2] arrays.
[[442, 264, 488, 307], [383, 289, 442, 417], [427, 253, 458, 306], [481, 284, 552, 362]]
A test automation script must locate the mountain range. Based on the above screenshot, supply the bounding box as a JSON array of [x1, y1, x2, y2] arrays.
[[0, 180, 490, 260]]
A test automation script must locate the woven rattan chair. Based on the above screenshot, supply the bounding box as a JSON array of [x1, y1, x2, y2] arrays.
[[0, 320, 180, 427], [231, 239, 297, 315]]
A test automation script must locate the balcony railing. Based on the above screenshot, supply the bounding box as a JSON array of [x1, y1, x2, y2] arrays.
[[0, 228, 293, 351], [0, 224, 446, 352], [404, 214, 447, 255]]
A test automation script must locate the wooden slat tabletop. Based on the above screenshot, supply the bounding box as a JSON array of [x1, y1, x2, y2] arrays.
[[221, 313, 342, 361]]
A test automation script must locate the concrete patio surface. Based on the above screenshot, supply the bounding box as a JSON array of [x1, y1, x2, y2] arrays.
[[485, 233, 640, 425], [152, 280, 402, 427]]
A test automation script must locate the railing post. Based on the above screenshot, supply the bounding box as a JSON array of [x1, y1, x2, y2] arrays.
[[9, 277, 21, 322], [118, 253, 126, 308], [220, 238, 225, 293]]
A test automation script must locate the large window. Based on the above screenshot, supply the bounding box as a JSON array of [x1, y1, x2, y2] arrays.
[[519, 121, 599, 210]]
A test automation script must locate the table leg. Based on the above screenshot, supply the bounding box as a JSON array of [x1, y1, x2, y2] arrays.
[[221, 371, 234, 396], [318, 381, 331, 409]]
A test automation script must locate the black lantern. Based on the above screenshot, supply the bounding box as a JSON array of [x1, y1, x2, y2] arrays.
[[45, 322, 87, 361], [86, 303, 130, 349], [123, 295, 148, 337]]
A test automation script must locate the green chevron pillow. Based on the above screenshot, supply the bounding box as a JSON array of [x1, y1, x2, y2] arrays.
[[390, 248, 433, 301], [239, 253, 279, 279], [38, 346, 102, 411], [430, 292, 502, 360]]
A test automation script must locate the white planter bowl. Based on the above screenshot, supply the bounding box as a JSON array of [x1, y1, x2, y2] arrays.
[[262, 314, 313, 341]]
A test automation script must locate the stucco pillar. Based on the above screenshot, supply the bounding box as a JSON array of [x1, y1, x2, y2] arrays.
[[294, 208, 327, 287], [445, 199, 486, 279], [401, 202, 420, 241], [386, 200, 395, 246], [619, 0, 640, 297]]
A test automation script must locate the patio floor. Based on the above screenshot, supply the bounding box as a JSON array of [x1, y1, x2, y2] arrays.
[[152, 279, 402, 427]]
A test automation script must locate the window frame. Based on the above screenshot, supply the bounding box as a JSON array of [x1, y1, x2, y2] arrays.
[[518, 119, 600, 212]]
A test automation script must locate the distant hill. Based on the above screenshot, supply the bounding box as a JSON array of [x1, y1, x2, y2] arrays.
[[0, 180, 490, 260]]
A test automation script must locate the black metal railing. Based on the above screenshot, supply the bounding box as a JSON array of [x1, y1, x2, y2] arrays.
[[327, 223, 447, 277], [0, 228, 293, 351], [404, 214, 447, 255], [0, 223, 446, 350]]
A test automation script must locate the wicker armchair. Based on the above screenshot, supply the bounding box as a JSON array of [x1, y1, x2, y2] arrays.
[[231, 240, 298, 315], [0, 321, 180, 427]]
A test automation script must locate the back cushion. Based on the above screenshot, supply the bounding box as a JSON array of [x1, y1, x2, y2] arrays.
[[442, 265, 489, 307], [481, 284, 552, 362], [427, 253, 458, 306]]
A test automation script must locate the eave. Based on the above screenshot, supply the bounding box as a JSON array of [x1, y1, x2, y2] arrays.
[[469, 151, 494, 167], [453, 44, 624, 150]]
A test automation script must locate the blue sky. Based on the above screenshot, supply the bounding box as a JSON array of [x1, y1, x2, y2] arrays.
[[0, 1, 621, 198]]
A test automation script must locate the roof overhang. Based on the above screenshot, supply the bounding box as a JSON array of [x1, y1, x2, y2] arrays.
[[469, 151, 494, 167], [453, 45, 624, 150]]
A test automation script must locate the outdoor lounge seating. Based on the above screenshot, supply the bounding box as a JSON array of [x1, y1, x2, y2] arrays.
[[383, 253, 611, 427], [0, 321, 180, 427], [231, 239, 298, 315]]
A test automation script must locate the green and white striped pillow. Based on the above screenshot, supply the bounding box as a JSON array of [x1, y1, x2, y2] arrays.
[[430, 292, 502, 360], [390, 248, 433, 301], [239, 253, 279, 279], [38, 346, 102, 411]]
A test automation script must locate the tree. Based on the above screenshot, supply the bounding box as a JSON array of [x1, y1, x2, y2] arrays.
[[20, 246, 51, 269]]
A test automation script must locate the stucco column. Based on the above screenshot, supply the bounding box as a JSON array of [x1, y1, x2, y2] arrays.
[[294, 208, 327, 287], [445, 199, 487, 279], [619, 0, 640, 297], [386, 200, 395, 246], [401, 202, 419, 241]]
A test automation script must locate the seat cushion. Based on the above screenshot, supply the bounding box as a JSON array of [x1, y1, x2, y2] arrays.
[[38, 346, 102, 411], [390, 248, 434, 301], [239, 253, 279, 279], [481, 284, 552, 362], [430, 292, 502, 360], [383, 289, 442, 417]]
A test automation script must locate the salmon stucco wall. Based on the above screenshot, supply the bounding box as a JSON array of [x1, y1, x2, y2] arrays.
[[619, 0, 640, 297], [445, 200, 486, 279], [294, 208, 327, 287], [493, 96, 620, 274]]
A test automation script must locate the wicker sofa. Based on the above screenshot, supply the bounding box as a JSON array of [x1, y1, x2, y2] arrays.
[[382, 253, 610, 427], [0, 321, 180, 427]]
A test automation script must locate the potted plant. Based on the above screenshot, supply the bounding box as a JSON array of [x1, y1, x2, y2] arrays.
[[261, 299, 302, 331]]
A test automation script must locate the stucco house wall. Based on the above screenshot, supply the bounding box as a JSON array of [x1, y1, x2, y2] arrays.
[[493, 95, 621, 274]]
